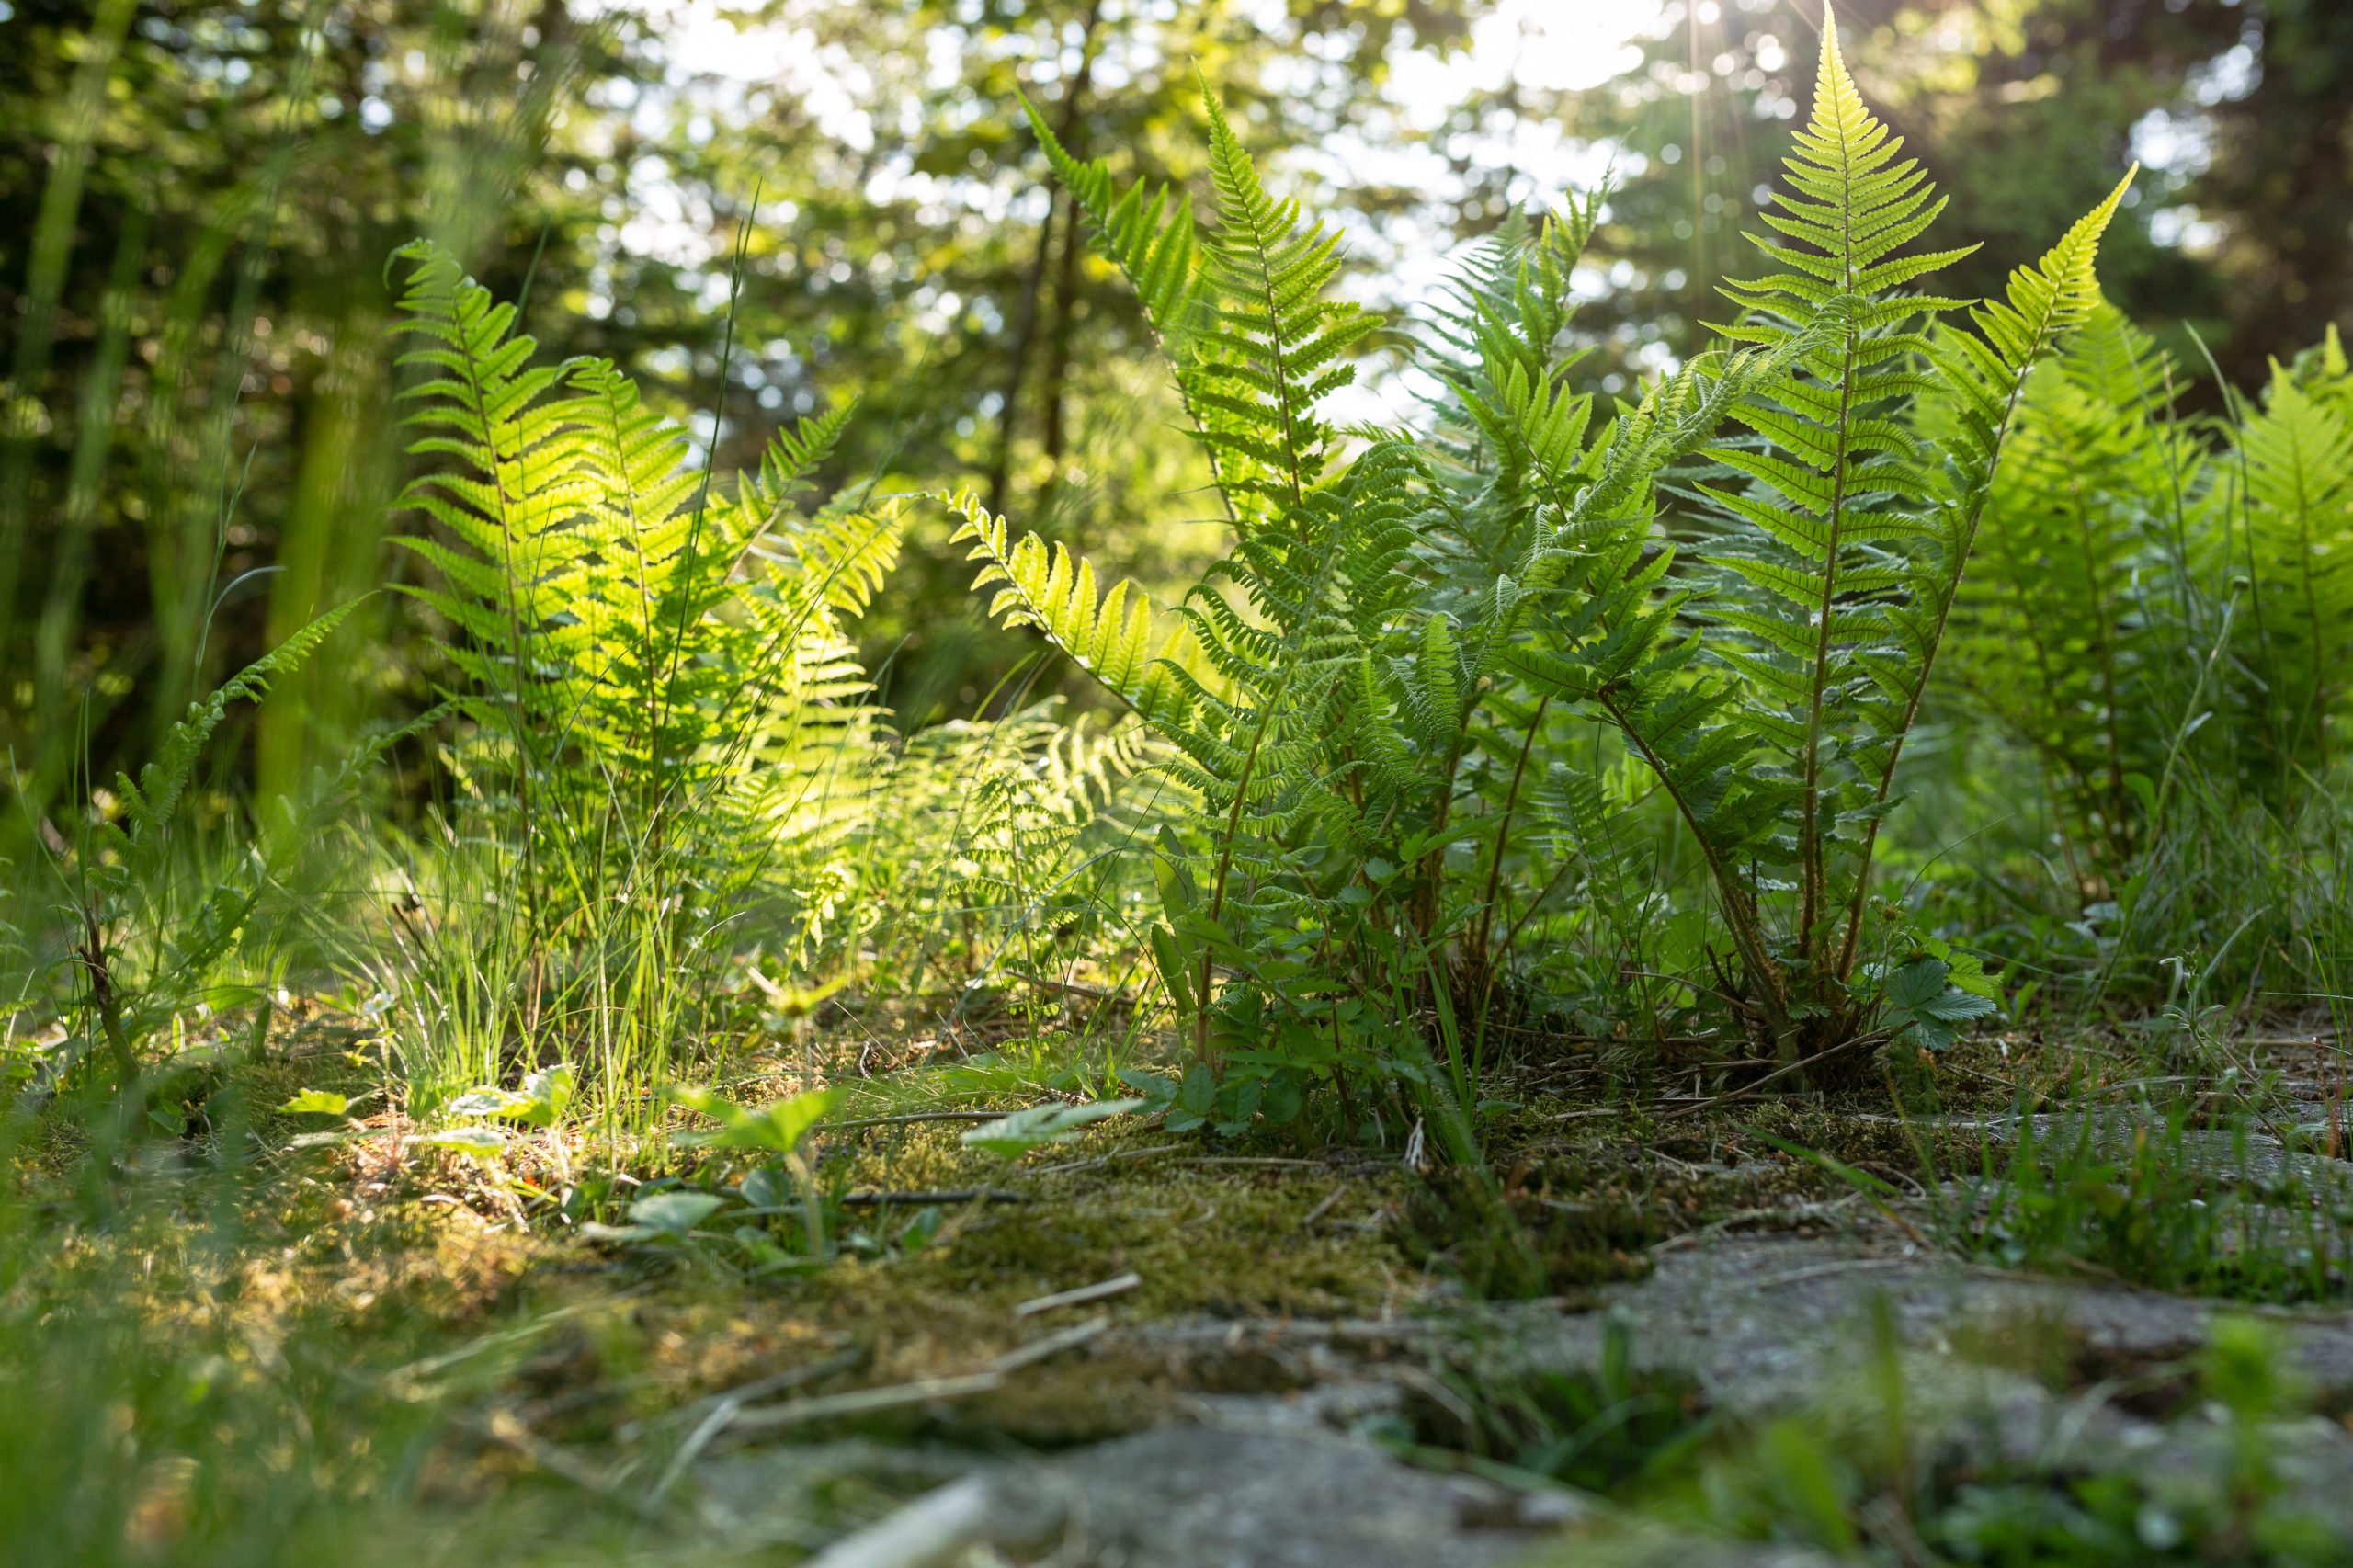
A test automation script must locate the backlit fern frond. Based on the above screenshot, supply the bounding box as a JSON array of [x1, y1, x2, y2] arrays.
[[389, 240, 599, 747], [389, 241, 893, 961], [1018, 93, 1211, 359], [1693, 9, 1980, 959], [1192, 84, 1383, 526], [943, 489, 1181, 718]]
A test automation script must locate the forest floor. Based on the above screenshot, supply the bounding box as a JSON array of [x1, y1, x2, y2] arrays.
[[22, 1020, 2353, 1565]]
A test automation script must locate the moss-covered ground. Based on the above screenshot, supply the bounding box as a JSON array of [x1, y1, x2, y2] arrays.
[[8, 1006, 2352, 1563]]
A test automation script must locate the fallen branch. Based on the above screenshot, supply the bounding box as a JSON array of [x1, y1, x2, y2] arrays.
[[827, 1110, 1019, 1132]]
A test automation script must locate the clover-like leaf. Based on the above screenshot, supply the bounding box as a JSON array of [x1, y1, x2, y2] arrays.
[[669, 1084, 842, 1157], [447, 1087, 531, 1119], [448, 1063, 576, 1127]]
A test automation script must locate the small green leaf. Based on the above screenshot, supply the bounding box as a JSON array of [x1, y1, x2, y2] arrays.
[[668, 1085, 842, 1156], [447, 1087, 531, 1119], [411, 1127, 510, 1157], [961, 1099, 1144, 1159], [516, 1064, 574, 1127], [1883, 957, 1950, 1012], [628, 1191, 724, 1237], [278, 1089, 350, 1117], [1148, 925, 1196, 1015], [1117, 1069, 1179, 1117]]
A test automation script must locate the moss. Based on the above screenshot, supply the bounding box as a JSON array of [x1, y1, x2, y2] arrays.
[[782, 1124, 1412, 1352]]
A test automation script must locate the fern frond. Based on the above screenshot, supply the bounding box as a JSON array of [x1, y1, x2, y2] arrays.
[[942, 489, 1178, 716], [117, 602, 364, 844], [2234, 361, 2353, 765], [1192, 83, 1382, 523]]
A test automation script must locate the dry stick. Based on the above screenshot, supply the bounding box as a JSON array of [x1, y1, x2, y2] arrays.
[[840, 1188, 1026, 1207], [465, 1407, 666, 1521], [1014, 1272, 1140, 1318], [646, 1346, 868, 1505], [711, 1318, 1111, 1451], [1298, 1186, 1347, 1231], [636, 1345, 866, 1444], [1032, 1142, 1180, 1176], [801, 1475, 996, 1568], [716, 1372, 1007, 1446], [827, 1109, 1019, 1132], [989, 1313, 1114, 1371]]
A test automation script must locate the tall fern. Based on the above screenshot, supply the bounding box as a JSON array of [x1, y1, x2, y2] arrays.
[[963, 86, 1751, 1124], [1508, 12, 2131, 1062], [388, 242, 898, 1091]]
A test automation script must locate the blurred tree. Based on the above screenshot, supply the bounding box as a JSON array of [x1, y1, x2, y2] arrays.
[[0, 0, 673, 804]]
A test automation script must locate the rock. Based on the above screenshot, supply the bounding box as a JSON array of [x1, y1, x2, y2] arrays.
[[984, 1424, 1569, 1568]]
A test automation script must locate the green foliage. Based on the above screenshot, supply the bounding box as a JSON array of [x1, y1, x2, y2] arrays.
[[446, 1062, 576, 1130], [1938, 289, 2353, 1010], [1631, 1302, 2343, 1567], [2229, 355, 2353, 779], [667, 1083, 839, 1157], [1954, 305, 2209, 869], [1942, 1101, 2351, 1303], [1538, 14, 2135, 1062], [390, 240, 894, 906], [1384, 1315, 1715, 1494]]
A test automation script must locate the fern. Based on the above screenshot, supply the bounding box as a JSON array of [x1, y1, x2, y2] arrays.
[[387, 242, 899, 1083], [952, 39, 2158, 1106], [1190, 89, 1383, 528], [959, 88, 1422, 1090], [2229, 360, 2353, 778], [942, 490, 1181, 716], [1482, 12, 2134, 1062]]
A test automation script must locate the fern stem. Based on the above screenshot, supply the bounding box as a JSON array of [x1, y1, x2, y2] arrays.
[[1468, 694, 1548, 977], [1197, 695, 1279, 1070], [442, 299, 546, 950], [1797, 359, 1854, 976], [1599, 688, 1790, 1039]]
